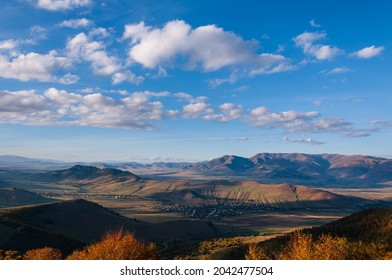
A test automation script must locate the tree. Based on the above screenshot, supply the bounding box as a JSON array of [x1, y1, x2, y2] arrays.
[[279, 231, 314, 260], [245, 243, 267, 260], [67, 230, 157, 260], [24, 247, 62, 260]]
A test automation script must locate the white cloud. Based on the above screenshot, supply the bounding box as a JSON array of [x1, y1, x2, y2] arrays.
[[203, 103, 243, 122], [351, 45, 384, 59], [182, 102, 213, 119], [322, 66, 353, 75], [283, 137, 324, 145], [175, 92, 208, 103], [293, 31, 342, 60], [294, 118, 353, 133], [112, 72, 144, 85], [35, 0, 92, 11], [309, 19, 321, 28], [59, 18, 93, 28], [249, 107, 320, 128], [123, 20, 292, 77], [248, 106, 358, 135], [0, 40, 17, 50], [67, 32, 143, 84], [0, 51, 77, 84], [29, 25, 47, 41], [67, 32, 120, 76], [0, 88, 172, 129]]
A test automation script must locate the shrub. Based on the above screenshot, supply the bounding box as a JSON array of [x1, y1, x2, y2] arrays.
[[245, 243, 268, 260], [24, 247, 62, 260], [67, 230, 157, 260]]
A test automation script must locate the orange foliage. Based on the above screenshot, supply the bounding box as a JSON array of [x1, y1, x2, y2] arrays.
[[245, 243, 268, 260], [67, 230, 157, 260], [24, 247, 62, 260], [278, 231, 390, 260]]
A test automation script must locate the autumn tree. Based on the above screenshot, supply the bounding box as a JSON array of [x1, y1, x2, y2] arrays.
[[279, 231, 314, 260], [24, 247, 62, 260], [245, 243, 268, 260], [67, 230, 157, 260]]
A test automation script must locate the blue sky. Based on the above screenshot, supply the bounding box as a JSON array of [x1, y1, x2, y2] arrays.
[[0, 0, 391, 162]]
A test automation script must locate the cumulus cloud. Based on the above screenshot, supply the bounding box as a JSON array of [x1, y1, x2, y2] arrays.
[[0, 51, 78, 84], [112, 71, 144, 85], [248, 106, 358, 135], [293, 118, 353, 133], [203, 103, 243, 122], [123, 20, 292, 77], [182, 102, 213, 119], [283, 137, 324, 145], [35, 0, 92, 11], [59, 18, 93, 28], [249, 107, 320, 128], [293, 31, 342, 60], [0, 40, 16, 50], [351, 45, 384, 59], [67, 31, 142, 84], [67, 32, 120, 76], [175, 92, 208, 103], [0, 88, 172, 129]]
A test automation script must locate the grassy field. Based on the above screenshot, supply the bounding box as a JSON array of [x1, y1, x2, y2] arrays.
[[86, 196, 350, 235], [219, 209, 348, 235]]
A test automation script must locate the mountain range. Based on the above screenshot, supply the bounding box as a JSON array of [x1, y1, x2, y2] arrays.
[[1, 153, 391, 188], [182, 153, 392, 188]]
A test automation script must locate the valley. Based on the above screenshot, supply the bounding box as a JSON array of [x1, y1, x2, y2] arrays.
[[0, 153, 391, 259]]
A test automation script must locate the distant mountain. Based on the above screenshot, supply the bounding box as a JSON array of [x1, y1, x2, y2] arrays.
[[2, 153, 391, 188], [91, 161, 194, 171], [189, 153, 392, 188], [0, 155, 66, 165], [0, 199, 228, 254], [0, 155, 71, 171], [0, 188, 56, 208], [33, 165, 142, 185]]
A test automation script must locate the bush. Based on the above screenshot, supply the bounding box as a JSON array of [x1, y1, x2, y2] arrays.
[[0, 250, 23, 260], [245, 243, 268, 260], [278, 231, 391, 260], [24, 247, 62, 260], [67, 230, 157, 260]]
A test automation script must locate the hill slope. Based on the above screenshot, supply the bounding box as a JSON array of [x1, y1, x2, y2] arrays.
[[0, 199, 228, 254], [0, 188, 56, 208], [255, 207, 392, 258], [133, 180, 371, 209], [305, 207, 392, 249]]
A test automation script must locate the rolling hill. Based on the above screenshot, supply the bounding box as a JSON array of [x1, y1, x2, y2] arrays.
[[304, 207, 392, 249], [0, 199, 229, 254], [254, 207, 392, 259], [128, 179, 373, 210], [0, 188, 56, 208], [2, 165, 381, 209]]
